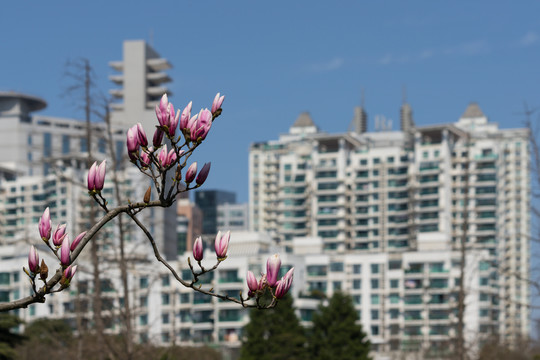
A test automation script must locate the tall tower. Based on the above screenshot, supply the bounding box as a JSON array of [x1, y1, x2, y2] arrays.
[[109, 40, 172, 131]]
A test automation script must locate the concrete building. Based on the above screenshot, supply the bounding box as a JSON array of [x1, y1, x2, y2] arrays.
[[195, 190, 236, 235], [249, 102, 530, 349], [217, 202, 249, 233]]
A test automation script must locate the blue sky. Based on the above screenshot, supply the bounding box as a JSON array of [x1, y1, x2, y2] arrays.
[[1, 0, 540, 337], [1, 1, 539, 203]]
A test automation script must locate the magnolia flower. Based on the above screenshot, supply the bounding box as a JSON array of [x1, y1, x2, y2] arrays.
[[185, 163, 197, 183], [247, 271, 258, 293], [211, 93, 225, 114], [28, 246, 39, 274], [274, 269, 294, 299], [136, 123, 148, 147], [87, 160, 107, 192], [60, 236, 71, 266], [266, 254, 281, 287], [193, 236, 203, 261], [70, 231, 86, 252], [38, 207, 51, 242], [52, 224, 67, 247], [196, 162, 211, 185], [180, 101, 193, 133], [215, 231, 230, 260], [126, 126, 139, 153]]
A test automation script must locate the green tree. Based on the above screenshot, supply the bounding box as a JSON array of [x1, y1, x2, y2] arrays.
[[0, 314, 25, 360], [240, 294, 308, 360], [309, 292, 371, 360]]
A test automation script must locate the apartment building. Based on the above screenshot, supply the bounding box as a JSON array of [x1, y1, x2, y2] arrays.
[[249, 102, 530, 350]]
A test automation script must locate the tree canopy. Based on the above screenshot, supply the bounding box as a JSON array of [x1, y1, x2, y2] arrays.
[[240, 294, 308, 360], [309, 291, 371, 360]]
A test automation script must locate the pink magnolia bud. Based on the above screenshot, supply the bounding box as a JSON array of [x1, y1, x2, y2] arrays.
[[190, 109, 212, 142], [87, 161, 97, 191], [169, 104, 180, 137], [126, 126, 139, 153], [193, 236, 203, 261], [266, 254, 281, 287], [215, 231, 230, 259], [211, 93, 225, 113], [60, 236, 71, 266], [136, 123, 148, 147], [258, 273, 267, 290], [196, 162, 211, 185], [185, 162, 197, 183], [71, 231, 86, 252], [275, 267, 294, 299], [61, 265, 78, 286], [64, 264, 77, 279], [180, 101, 192, 132], [52, 223, 67, 247], [156, 94, 170, 127], [247, 271, 258, 293], [140, 151, 151, 167], [167, 148, 177, 166], [158, 145, 169, 167], [38, 207, 51, 242], [28, 245, 39, 274], [95, 160, 107, 191], [153, 128, 164, 147]]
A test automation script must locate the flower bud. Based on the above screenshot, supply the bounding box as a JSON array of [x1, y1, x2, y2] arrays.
[[136, 123, 148, 147], [140, 151, 151, 167], [246, 271, 258, 293], [126, 126, 139, 153], [39, 259, 48, 281], [193, 236, 203, 261], [185, 162, 197, 183], [180, 101, 192, 133], [153, 128, 164, 148], [60, 236, 71, 266], [38, 207, 51, 242], [166, 148, 177, 166], [143, 186, 152, 203], [52, 224, 67, 247], [266, 254, 281, 287], [28, 246, 39, 274], [87, 161, 97, 191], [94, 160, 107, 191], [158, 145, 169, 167], [211, 93, 225, 114], [156, 94, 170, 128], [274, 267, 294, 299], [190, 109, 212, 142], [71, 231, 86, 252], [61, 265, 77, 287], [215, 231, 230, 260], [169, 104, 180, 137], [196, 162, 211, 185]]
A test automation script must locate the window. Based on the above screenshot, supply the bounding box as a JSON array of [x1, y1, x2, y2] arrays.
[[353, 279, 362, 289], [390, 279, 399, 288], [371, 264, 380, 274], [140, 277, 149, 288], [62, 135, 70, 154], [371, 279, 379, 289]]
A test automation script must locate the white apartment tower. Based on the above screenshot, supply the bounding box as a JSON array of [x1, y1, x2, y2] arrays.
[[249, 102, 530, 348]]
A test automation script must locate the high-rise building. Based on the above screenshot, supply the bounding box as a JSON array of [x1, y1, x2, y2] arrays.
[[195, 190, 236, 235], [249, 102, 530, 348]]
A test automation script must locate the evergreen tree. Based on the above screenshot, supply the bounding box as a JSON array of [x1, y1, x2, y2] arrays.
[[309, 291, 371, 360], [0, 314, 25, 360], [240, 294, 308, 360]]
